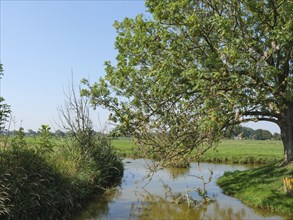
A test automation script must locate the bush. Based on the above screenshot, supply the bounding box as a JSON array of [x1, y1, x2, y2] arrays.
[[0, 147, 81, 219], [71, 130, 124, 188], [0, 125, 124, 220], [86, 134, 124, 186]]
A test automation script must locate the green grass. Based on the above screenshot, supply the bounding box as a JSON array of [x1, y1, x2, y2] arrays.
[[112, 138, 138, 157], [199, 140, 283, 164], [112, 138, 283, 164], [217, 162, 293, 215]]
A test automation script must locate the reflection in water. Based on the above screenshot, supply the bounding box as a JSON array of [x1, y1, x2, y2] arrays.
[[129, 189, 250, 220], [165, 166, 190, 179], [75, 159, 288, 220], [75, 188, 122, 220]]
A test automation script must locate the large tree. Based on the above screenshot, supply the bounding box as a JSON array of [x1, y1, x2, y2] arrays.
[[83, 0, 293, 165]]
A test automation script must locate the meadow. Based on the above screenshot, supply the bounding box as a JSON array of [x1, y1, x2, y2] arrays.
[[112, 138, 284, 164]]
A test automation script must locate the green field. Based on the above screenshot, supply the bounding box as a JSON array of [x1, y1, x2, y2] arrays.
[[200, 140, 283, 164], [112, 138, 283, 164], [3, 136, 282, 164]]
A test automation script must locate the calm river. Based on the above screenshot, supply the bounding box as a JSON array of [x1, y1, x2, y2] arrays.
[[75, 158, 289, 220]]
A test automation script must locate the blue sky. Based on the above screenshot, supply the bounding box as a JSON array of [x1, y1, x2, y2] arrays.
[[0, 0, 280, 133]]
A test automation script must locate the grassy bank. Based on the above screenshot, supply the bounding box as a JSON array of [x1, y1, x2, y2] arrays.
[[112, 139, 283, 164], [0, 134, 123, 220], [217, 163, 293, 216]]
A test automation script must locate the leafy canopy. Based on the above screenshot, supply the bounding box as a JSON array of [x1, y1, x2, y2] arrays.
[[82, 0, 293, 166]]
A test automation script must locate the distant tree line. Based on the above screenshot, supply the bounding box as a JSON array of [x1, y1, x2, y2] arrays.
[[225, 125, 280, 140], [1, 129, 65, 137], [1, 125, 280, 141], [1, 129, 106, 138]]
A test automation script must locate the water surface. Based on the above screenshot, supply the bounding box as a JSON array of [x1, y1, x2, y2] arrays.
[[75, 159, 288, 220]]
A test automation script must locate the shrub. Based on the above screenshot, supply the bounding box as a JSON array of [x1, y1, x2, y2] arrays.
[[0, 147, 81, 219], [0, 124, 123, 220], [85, 134, 124, 187]]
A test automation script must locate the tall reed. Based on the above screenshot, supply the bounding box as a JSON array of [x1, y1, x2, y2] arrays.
[[0, 126, 123, 220]]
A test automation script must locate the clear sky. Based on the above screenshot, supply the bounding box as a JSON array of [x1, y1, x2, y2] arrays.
[[0, 0, 281, 134]]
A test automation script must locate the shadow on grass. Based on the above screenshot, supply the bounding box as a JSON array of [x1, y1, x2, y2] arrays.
[[217, 163, 293, 215], [261, 190, 293, 214], [218, 164, 285, 192]]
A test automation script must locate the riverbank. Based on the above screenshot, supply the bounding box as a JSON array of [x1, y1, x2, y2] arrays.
[[217, 162, 293, 215], [112, 139, 283, 164], [112, 138, 293, 216], [0, 134, 123, 219]]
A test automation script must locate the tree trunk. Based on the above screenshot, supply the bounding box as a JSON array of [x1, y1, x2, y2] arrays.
[[281, 102, 293, 163]]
